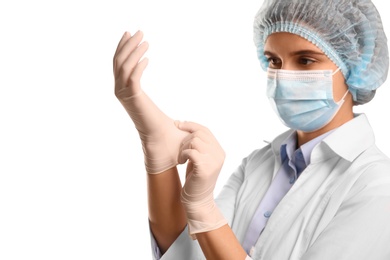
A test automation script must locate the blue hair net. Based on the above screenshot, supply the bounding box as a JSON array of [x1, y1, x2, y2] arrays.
[[253, 0, 389, 105]]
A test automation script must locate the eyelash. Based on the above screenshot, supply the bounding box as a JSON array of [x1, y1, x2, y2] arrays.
[[298, 57, 316, 65], [266, 57, 317, 67]]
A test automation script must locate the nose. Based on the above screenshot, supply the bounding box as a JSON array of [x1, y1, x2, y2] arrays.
[[280, 61, 297, 70]]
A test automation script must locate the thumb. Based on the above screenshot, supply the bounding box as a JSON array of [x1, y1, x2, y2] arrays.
[[176, 121, 205, 133]]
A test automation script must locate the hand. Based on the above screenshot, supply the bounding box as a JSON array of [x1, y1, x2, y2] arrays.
[[113, 31, 189, 174], [177, 121, 227, 238]]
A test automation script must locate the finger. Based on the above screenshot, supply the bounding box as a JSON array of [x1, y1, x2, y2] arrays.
[[114, 31, 131, 58], [113, 31, 144, 75], [178, 137, 206, 164], [117, 41, 149, 85], [185, 161, 194, 179], [129, 57, 149, 86], [180, 136, 204, 153], [177, 121, 209, 134], [179, 149, 202, 166], [113, 31, 131, 72], [179, 127, 213, 151]]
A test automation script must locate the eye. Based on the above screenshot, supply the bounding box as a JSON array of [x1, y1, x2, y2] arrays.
[[298, 57, 316, 65], [267, 57, 282, 68]]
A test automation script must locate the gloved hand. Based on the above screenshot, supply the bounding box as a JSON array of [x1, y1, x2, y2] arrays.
[[113, 31, 188, 174], [177, 121, 228, 239]]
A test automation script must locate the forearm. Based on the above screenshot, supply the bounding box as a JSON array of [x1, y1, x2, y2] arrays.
[[196, 224, 247, 260], [147, 166, 186, 254]]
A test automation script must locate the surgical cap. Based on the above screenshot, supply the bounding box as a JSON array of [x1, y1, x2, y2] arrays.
[[253, 0, 389, 105]]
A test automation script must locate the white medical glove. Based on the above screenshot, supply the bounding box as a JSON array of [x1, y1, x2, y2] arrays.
[[177, 121, 228, 238], [113, 31, 188, 174]]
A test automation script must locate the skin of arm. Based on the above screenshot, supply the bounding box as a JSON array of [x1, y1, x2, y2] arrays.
[[147, 166, 187, 254], [196, 225, 248, 260]]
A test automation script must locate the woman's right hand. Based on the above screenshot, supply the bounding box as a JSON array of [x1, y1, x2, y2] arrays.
[[113, 30, 148, 99], [113, 31, 189, 174]]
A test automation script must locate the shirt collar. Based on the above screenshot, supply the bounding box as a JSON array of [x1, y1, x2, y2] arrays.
[[280, 129, 335, 166]]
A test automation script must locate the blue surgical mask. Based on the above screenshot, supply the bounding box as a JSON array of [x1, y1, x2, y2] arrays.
[[266, 67, 348, 132]]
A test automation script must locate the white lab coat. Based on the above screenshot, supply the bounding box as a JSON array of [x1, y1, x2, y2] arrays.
[[156, 114, 390, 260]]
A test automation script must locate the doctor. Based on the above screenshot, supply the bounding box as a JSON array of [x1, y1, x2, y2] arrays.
[[113, 0, 390, 259]]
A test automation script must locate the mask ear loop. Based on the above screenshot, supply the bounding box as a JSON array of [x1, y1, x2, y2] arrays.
[[332, 67, 341, 75], [338, 89, 350, 104], [332, 67, 349, 104], [274, 69, 278, 88]]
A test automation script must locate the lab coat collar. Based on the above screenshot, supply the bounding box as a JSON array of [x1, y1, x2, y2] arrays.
[[319, 113, 375, 162]]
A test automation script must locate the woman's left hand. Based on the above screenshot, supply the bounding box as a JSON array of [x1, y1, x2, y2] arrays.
[[177, 121, 227, 238]]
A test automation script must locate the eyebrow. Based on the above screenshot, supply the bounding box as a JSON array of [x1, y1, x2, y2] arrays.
[[263, 50, 326, 56]]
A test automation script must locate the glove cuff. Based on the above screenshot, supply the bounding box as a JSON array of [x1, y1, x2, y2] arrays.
[[182, 198, 227, 239]]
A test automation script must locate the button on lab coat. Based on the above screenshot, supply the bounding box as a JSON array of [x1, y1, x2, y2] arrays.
[[155, 114, 390, 260]]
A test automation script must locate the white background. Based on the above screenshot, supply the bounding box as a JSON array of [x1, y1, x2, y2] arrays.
[[1, 0, 389, 259]]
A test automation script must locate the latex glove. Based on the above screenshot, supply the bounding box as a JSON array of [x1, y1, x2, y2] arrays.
[[177, 121, 228, 238], [113, 31, 188, 174]]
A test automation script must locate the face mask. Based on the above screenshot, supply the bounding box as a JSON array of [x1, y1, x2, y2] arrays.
[[266, 67, 348, 132]]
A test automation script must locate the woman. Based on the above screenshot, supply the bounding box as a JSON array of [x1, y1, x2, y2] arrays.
[[113, 0, 390, 259]]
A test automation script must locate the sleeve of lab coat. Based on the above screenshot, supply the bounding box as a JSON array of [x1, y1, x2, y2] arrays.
[[301, 167, 390, 260], [152, 225, 204, 260]]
